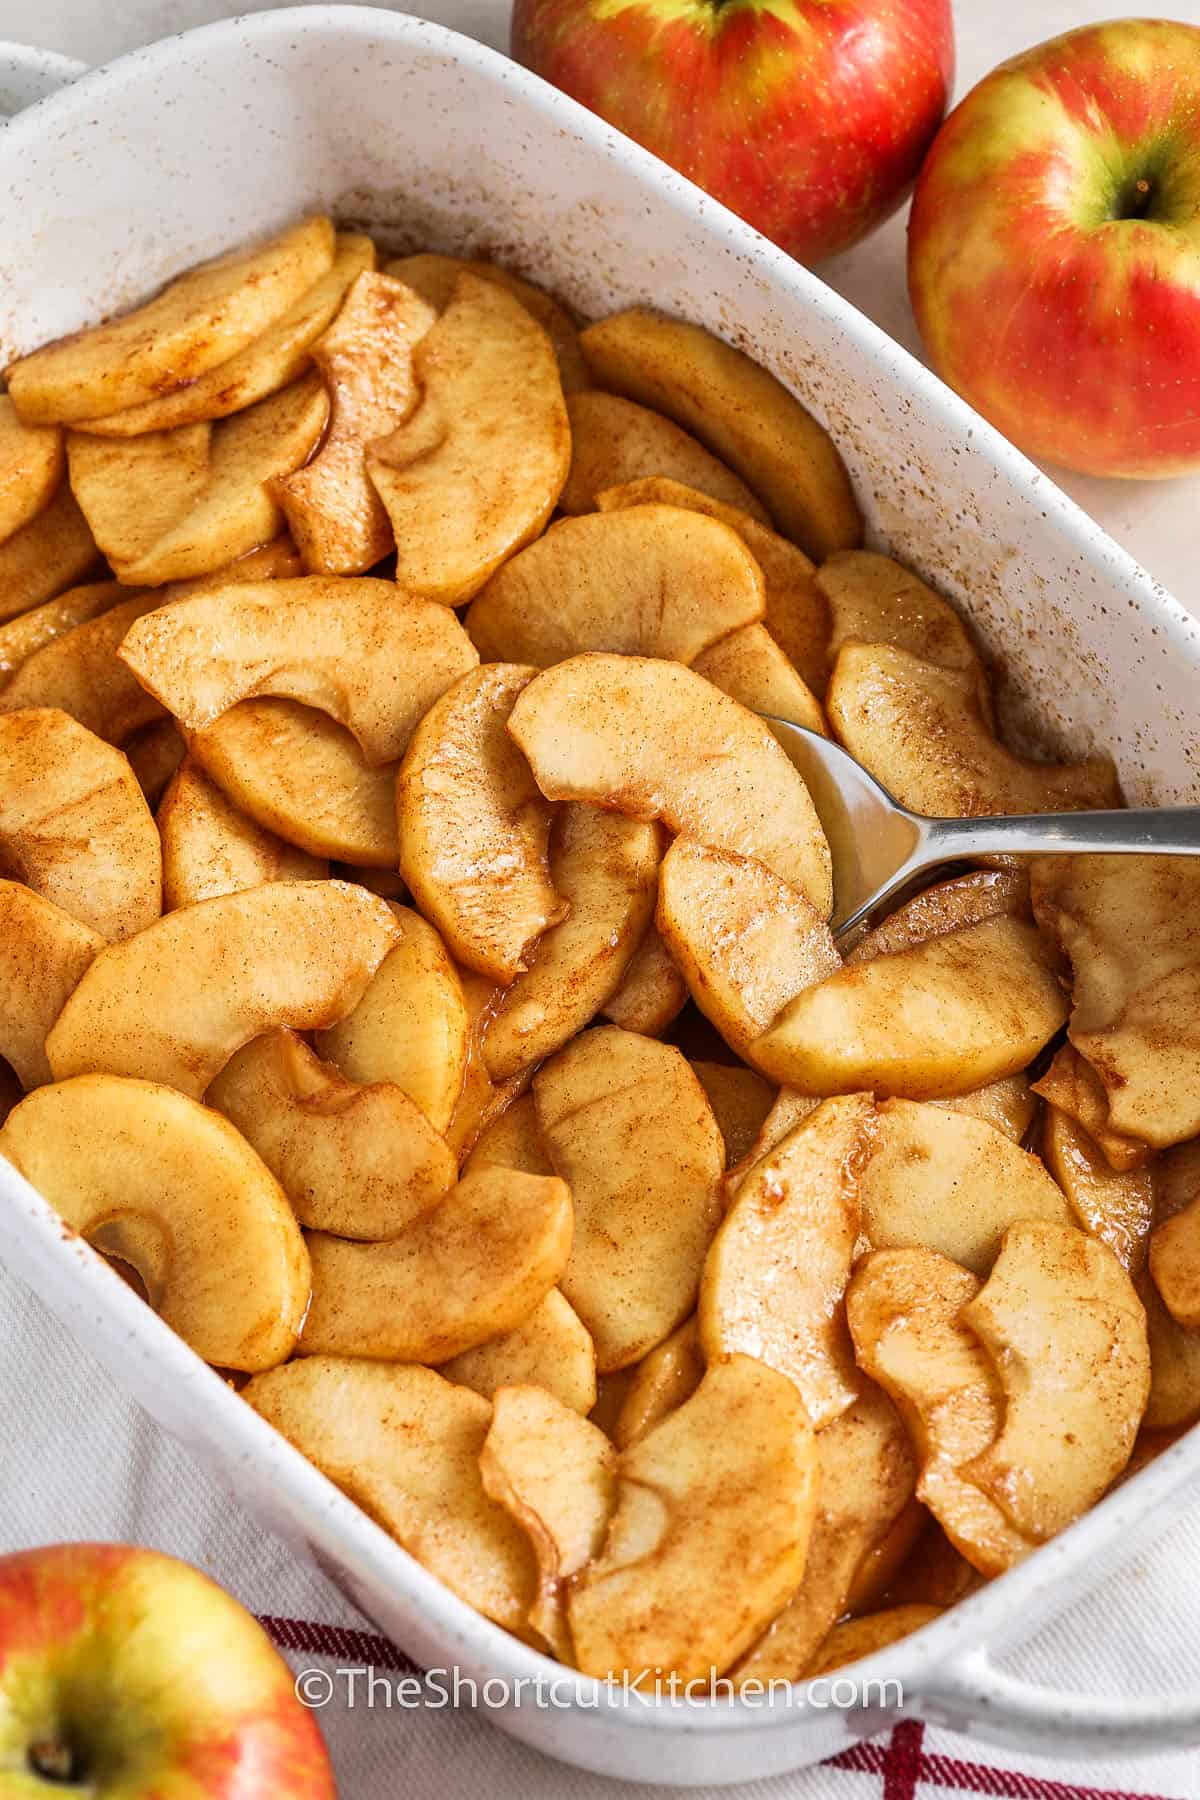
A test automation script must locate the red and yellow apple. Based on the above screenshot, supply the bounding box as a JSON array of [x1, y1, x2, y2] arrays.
[[909, 19, 1200, 479], [0, 1543, 336, 1796], [512, 0, 954, 264]]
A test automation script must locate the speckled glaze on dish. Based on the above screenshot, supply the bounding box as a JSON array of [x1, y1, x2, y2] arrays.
[[1, 8, 1199, 1785], [0, 41, 83, 114]]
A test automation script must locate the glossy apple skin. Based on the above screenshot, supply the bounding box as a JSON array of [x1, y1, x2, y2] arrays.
[[512, 0, 954, 264], [909, 19, 1200, 479], [0, 1543, 336, 1797]]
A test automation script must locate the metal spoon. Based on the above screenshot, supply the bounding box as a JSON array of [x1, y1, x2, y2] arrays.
[[767, 716, 1200, 940]]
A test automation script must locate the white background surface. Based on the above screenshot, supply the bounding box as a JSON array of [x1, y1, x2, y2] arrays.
[[3, 0, 1200, 611]]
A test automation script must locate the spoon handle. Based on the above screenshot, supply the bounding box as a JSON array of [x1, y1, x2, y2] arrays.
[[920, 806, 1200, 863]]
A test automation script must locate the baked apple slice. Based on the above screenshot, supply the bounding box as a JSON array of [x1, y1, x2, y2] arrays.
[[399, 664, 566, 982], [845, 867, 1028, 965], [561, 391, 768, 518], [690, 625, 826, 736], [808, 1608, 943, 1676], [440, 1286, 597, 1417], [47, 879, 399, 1096], [367, 274, 570, 605], [689, 1063, 775, 1171], [0, 396, 63, 543], [8, 216, 335, 424], [0, 579, 124, 683], [466, 505, 765, 666], [579, 308, 861, 558], [611, 1317, 704, 1450], [508, 653, 833, 917], [120, 576, 477, 764], [159, 761, 326, 910], [0, 708, 161, 941], [601, 927, 689, 1037], [243, 1357, 536, 1633], [1032, 1042, 1150, 1174], [273, 272, 437, 573], [0, 1073, 309, 1370], [385, 252, 588, 392], [701, 1094, 872, 1426], [1042, 1105, 1153, 1275], [568, 1355, 818, 1681], [817, 550, 987, 689], [0, 882, 103, 1088], [2, 591, 166, 744], [0, 487, 100, 623], [534, 1026, 725, 1371], [299, 1166, 572, 1362], [441, 971, 533, 1165], [126, 721, 186, 809]]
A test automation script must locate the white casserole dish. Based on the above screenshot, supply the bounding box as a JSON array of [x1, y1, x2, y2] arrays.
[[2, 7, 1200, 1783]]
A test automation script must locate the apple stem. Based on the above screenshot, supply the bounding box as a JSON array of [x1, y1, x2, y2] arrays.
[[28, 1737, 84, 1784]]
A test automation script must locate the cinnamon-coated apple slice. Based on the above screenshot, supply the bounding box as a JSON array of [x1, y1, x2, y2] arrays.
[[0, 882, 103, 1088], [612, 1317, 704, 1450], [562, 392, 769, 519], [689, 1063, 775, 1172], [0, 579, 124, 682], [1042, 1105, 1154, 1275], [47, 880, 399, 1097], [466, 505, 765, 666], [8, 216, 336, 424], [441, 971, 534, 1165], [159, 761, 326, 910], [1033, 1042, 1151, 1174], [1, 591, 166, 744], [534, 1026, 724, 1371], [483, 806, 660, 1081], [807, 1607, 944, 1676], [0, 486, 100, 623], [480, 1384, 617, 1659], [399, 664, 567, 982], [817, 550, 987, 688], [0, 708, 161, 941], [723, 1086, 822, 1198], [0, 1074, 309, 1371], [751, 915, 1068, 1096], [81, 233, 376, 437], [507, 654, 833, 917], [367, 275, 570, 605], [732, 1380, 918, 1685], [299, 1165, 572, 1362], [441, 1286, 597, 1416], [385, 252, 589, 392], [120, 577, 477, 765], [209, 1027, 456, 1241], [568, 1355, 818, 1681], [463, 1091, 552, 1177], [601, 927, 689, 1037], [1032, 854, 1200, 1149], [690, 625, 826, 736], [1150, 1186, 1200, 1332], [595, 475, 829, 693], [845, 867, 1028, 965], [861, 1099, 1072, 1275], [316, 906, 469, 1135], [700, 1095, 873, 1425], [961, 1221, 1149, 1541], [846, 1247, 1032, 1576], [189, 701, 400, 867], [656, 837, 840, 1066], [827, 642, 1120, 817], [67, 373, 328, 587], [273, 272, 437, 573], [579, 308, 861, 558], [126, 721, 186, 809], [243, 1357, 536, 1633], [0, 396, 63, 543]]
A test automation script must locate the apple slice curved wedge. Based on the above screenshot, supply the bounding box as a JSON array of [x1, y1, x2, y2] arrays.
[[732, 1380, 918, 1686], [483, 805, 661, 1081], [846, 1247, 1033, 1577], [700, 1094, 874, 1426], [480, 1384, 618, 1659], [385, 252, 589, 393], [0, 708, 161, 941], [9, 217, 335, 424], [690, 625, 826, 736], [846, 867, 1028, 965], [189, 699, 400, 867], [562, 390, 770, 519], [0, 881, 103, 1089], [579, 308, 861, 559], [0, 589, 166, 745], [46, 879, 400, 1097], [861, 1100, 1073, 1276], [612, 1317, 705, 1450], [159, 761, 327, 910], [656, 837, 840, 1066], [0, 396, 63, 543], [751, 915, 1068, 1097], [316, 906, 469, 1135], [299, 1166, 573, 1362], [961, 1220, 1149, 1542], [0, 577, 124, 683], [1033, 1043, 1151, 1175], [120, 576, 478, 765], [817, 550, 988, 688], [0, 486, 101, 624], [441, 1286, 597, 1416], [568, 1354, 819, 1682], [0, 1074, 309, 1371], [807, 1607, 944, 1677], [466, 506, 765, 666], [464, 1092, 552, 1178], [507, 653, 832, 917], [534, 1026, 725, 1372], [242, 1357, 537, 1633], [828, 642, 1120, 818], [209, 1028, 456, 1241], [399, 664, 567, 982], [690, 1063, 775, 1172], [126, 720, 186, 809], [367, 274, 570, 605], [1042, 1105, 1154, 1275], [601, 926, 689, 1037]]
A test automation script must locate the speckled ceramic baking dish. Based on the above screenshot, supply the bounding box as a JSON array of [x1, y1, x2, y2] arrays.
[[2, 7, 1200, 1783]]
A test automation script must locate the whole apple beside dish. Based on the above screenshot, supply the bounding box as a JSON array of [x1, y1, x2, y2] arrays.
[[909, 18, 1200, 479], [512, 0, 954, 264], [0, 1543, 336, 1796]]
